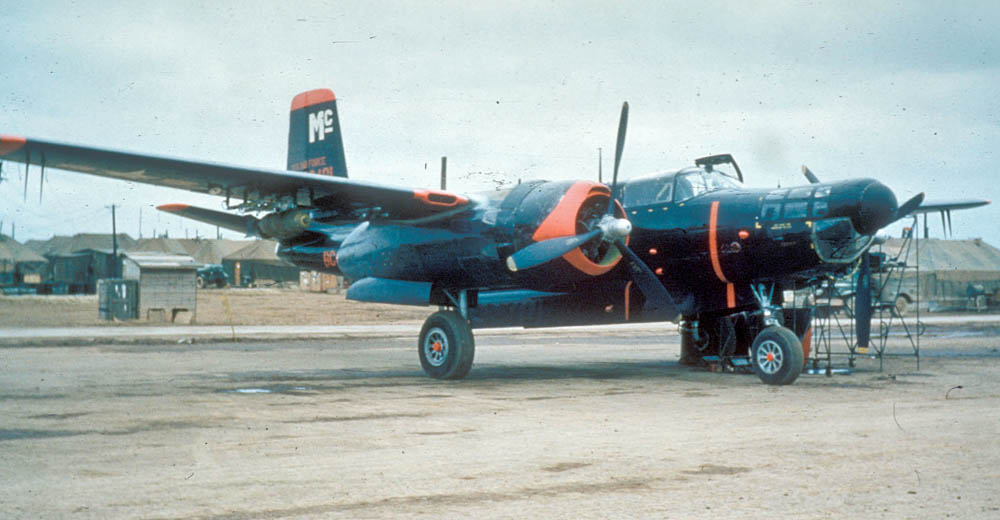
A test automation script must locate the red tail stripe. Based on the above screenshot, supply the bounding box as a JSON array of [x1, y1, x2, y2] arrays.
[[291, 89, 337, 111]]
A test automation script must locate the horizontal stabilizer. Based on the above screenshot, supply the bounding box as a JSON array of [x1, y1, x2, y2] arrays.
[[911, 198, 990, 214], [157, 204, 259, 236]]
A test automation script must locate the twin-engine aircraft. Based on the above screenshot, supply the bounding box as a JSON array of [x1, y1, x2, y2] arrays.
[[1, 88, 988, 384]]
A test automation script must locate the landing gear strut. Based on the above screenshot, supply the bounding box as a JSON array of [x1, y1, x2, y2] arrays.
[[748, 283, 804, 385]]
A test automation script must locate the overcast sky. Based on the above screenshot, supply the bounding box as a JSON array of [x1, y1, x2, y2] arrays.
[[2, 1, 998, 245]]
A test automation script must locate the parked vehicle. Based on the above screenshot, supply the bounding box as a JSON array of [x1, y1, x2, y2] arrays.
[[196, 264, 228, 288]]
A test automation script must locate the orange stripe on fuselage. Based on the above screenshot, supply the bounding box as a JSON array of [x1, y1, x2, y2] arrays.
[[709, 200, 730, 284], [624, 280, 633, 321], [726, 283, 736, 308]]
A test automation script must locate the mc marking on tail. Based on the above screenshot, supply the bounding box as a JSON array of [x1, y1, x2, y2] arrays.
[[308, 109, 335, 143]]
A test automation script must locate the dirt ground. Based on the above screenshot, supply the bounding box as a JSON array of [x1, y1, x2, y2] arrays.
[[0, 288, 431, 327], [2, 323, 999, 519]]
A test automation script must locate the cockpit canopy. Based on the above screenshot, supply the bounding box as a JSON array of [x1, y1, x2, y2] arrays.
[[621, 167, 744, 207]]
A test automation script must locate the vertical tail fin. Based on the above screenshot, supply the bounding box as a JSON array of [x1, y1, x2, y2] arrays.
[[287, 88, 348, 177]]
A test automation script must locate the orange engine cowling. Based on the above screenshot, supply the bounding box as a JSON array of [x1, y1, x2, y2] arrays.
[[499, 180, 628, 277]]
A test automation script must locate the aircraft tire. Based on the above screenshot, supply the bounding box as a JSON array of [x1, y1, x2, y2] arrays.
[[418, 310, 475, 380], [750, 325, 803, 385]]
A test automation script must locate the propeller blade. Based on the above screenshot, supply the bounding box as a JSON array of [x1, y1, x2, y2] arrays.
[[606, 101, 629, 217], [506, 229, 602, 272], [597, 147, 603, 184], [894, 193, 925, 222], [802, 165, 820, 184], [614, 238, 678, 318], [855, 251, 872, 351]]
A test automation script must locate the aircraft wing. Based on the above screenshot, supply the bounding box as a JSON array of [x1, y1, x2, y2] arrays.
[[0, 135, 468, 219]]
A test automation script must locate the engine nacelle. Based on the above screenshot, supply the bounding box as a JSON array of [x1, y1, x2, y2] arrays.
[[335, 180, 629, 292]]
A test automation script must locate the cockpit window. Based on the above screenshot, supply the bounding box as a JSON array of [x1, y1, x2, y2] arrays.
[[621, 169, 743, 206], [674, 171, 743, 202], [622, 175, 675, 206]]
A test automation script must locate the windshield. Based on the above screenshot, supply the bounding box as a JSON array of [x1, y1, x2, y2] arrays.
[[674, 170, 742, 202], [622, 174, 674, 207]]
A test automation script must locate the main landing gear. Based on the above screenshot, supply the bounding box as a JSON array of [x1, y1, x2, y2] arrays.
[[418, 290, 475, 380], [679, 284, 806, 385]]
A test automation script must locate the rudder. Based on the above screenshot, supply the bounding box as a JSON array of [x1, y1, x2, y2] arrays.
[[287, 88, 348, 177]]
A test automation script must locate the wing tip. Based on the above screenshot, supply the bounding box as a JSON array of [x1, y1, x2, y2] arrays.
[[0, 134, 27, 155], [156, 203, 191, 213]]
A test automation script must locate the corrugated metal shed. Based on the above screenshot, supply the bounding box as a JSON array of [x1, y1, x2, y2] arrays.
[[122, 252, 199, 322]]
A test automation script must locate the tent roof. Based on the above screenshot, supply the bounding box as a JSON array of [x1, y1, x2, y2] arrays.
[[0, 234, 47, 264], [29, 233, 136, 257], [223, 240, 283, 262], [130, 237, 191, 256], [189, 239, 255, 264], [881, 238, 1000, 272]]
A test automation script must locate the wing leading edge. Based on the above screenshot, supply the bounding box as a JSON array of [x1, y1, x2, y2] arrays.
[[0, 134, 468, 220]]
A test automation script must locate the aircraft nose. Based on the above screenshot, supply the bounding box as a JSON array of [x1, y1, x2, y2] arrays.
[[853, 180, 898, 235]]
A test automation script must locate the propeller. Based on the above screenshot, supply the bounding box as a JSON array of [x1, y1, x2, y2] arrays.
[[894, 193, 925, 223], [606, 101, 629, 216], [802, 165, 821, 184], [506, 102, 633, 271], [504, 102, 680, 319], [506, 228, 603, 272]]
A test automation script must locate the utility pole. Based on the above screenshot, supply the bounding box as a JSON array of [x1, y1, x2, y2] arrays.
[[109, 204, 119, 278], [139, 207, 143, 238]]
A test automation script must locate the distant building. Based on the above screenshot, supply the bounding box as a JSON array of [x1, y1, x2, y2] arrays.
[[45, 248, 119, 294], [222, 240, 301, 287], [0, 234, 48, 289], [878, 238, 1000, 311]]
